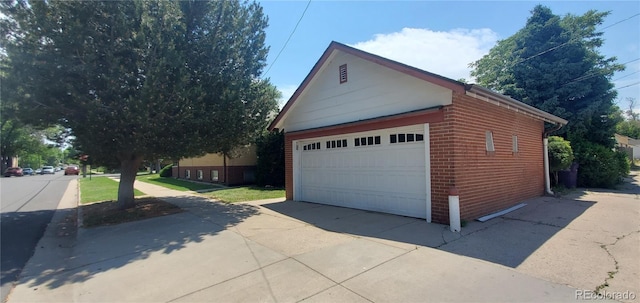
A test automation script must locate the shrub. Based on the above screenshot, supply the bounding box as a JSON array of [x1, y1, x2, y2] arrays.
[[255, 130, 285, 187], [159, 164, 173, 177], [572, 140, 629, 188], [547, 136, 574, 185]]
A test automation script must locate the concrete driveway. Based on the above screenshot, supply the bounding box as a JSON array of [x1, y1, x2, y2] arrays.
[[7, 174, 639, 302], [257, 183, 639, 302]]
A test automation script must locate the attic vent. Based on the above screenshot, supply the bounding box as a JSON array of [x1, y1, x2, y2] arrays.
[[339, 64, 348, 84]]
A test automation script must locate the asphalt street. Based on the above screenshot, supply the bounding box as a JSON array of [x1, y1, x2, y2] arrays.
[[0, 172, 75, 303]]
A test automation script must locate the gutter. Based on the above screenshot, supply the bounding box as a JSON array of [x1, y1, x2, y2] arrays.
[[465, 84, 568, 196]]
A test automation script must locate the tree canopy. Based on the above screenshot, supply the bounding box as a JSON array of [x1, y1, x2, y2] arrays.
[[614, 98, 640, 139], [470, 5, 624, 146], [1, 0, 279, 208]]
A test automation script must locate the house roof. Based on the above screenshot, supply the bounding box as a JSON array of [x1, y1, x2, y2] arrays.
[[269, 41, 567, 131]]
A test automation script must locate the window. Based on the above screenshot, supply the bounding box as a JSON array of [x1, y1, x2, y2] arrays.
[[326, 139, 348, 149], [355, 135, 381, 147], [211, 170, 219, 181], [390, 133, 424, 144], [185, 169, 191, 179], [486, 131, 495, 152], [339, 64, 348, 84], [197, 170, 203, 180], [303, 142, 321, 151], [512, 135, 519, 153]]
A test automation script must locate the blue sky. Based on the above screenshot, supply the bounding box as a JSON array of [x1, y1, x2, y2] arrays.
[[259, 1, 640, 110]]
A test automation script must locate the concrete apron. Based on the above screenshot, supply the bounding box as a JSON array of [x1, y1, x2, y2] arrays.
[[10, 178, 637, 302]]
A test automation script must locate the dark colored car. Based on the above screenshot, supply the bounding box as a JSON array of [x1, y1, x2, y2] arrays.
[[22, 168, 34, 175], [64, 166, 80, 175], [4, 167, 24, 177]]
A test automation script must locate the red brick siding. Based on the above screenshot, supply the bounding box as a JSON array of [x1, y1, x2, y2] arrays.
[[449, 92, 544, 221], [176, 165, 256, 186], [282, 96, 545, 224], [285, 135, 294, 200], [428, 105, 456, 223]]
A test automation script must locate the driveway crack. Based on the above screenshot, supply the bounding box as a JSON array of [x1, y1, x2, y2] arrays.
[[594, 230, 640, 294]]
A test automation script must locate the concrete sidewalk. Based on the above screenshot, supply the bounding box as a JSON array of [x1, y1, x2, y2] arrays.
[[9, 178, 624, 302]]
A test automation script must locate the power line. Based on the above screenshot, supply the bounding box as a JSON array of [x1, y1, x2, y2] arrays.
[[262, 0, 311, 78], [614, 71, 640, 82], [617, 81, 640, 90], [514, 13, 640, 66], [600, 12, 640, 31], [560, 57, 640, 87]]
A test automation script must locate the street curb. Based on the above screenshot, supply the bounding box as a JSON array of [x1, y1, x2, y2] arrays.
[[7, 179, 79, 302]]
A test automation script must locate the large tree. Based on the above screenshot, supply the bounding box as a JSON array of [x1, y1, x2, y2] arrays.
[[1, 0, 277, 208], [470, 5, 624, 146], [615, 98, 640, 139]]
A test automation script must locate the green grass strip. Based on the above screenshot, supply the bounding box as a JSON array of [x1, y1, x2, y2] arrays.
[[136, 174, 222, 192], [203, 186, 285, 203], [79, 176, 145, 204]]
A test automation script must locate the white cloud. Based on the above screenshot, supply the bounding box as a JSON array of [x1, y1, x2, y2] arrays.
[[276, 84, 298, 109], [273, 28, 498, 109], [350, 27, 499, 82]]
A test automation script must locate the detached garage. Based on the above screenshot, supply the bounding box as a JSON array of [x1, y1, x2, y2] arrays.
[[269, 41, 567, 224]]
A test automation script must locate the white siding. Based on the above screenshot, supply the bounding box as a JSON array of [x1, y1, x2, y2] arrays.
[[282, 51, 452, 132]]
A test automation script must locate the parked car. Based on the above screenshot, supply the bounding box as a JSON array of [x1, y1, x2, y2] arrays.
[[64, 166, 79, 175], [23, 168, 34, 175], [4, 167, 24, 177], [41, 166, 55, 174], [35, 168, 42, 174]]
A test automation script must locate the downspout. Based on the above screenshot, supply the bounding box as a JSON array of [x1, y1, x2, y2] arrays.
[[543, 123, 563, 195]]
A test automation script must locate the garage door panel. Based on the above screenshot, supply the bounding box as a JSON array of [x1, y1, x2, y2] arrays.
[[298, 126, 428, 219]]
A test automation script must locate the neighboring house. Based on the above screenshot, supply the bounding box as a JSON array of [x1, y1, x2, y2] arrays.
[[268, 41, 567, 224], [629, 138, 640, 160], [615, 133, 631, 148], [174, 145, 257, 185], [615, 133, 636, 161]]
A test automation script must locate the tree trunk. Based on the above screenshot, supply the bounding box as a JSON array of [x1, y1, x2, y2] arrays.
[[117, 154, 143, 210], [223, 152, 228, 185]]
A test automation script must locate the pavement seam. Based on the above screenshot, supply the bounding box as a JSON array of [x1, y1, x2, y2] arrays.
[[434, 219, 503, 248], [164, 260, 284, 303], [289, 256, 375, 303], [594, 229, 640, 295], [230, 224, 280, 303], [325, 248, 418, 300]]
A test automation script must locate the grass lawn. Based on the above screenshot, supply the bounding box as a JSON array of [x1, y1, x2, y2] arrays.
[[136, 174, 222, 192], [203, 186, 285, 203], [79, 177, 145, 204]]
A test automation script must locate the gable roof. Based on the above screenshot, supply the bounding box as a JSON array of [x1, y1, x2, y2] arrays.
[[269, 41, 567, 131]]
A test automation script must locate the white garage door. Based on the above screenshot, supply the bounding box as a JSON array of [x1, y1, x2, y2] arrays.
[[295, 125, 429, 219]]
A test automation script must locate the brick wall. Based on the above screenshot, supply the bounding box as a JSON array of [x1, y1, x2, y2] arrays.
[[176, 165, 256, 186], [429, 105, 457, 223], [285, 135, 294, 200], [447, 92, 545, 221], [282, 97, 545, 224]]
